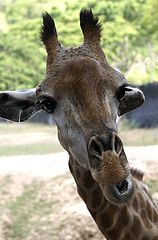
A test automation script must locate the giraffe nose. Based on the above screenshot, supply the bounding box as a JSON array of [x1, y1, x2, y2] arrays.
[[88, 132, 123, 157]]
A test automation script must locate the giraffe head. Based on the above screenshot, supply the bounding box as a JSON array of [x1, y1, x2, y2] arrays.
[[0, 10, 144, 205]]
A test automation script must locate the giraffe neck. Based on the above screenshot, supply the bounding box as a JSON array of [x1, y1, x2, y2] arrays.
[[68, 157, 158, 240]]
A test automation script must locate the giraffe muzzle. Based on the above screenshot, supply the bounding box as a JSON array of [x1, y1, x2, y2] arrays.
[[113, 176, 134, 200], [88, 132, 134, 204], [100, 176, 134, 204]]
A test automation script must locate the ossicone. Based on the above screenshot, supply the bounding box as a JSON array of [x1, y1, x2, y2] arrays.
[[40, 12, 60, 54], [40, 12, 57, 43], [80, 9, 102, 44]]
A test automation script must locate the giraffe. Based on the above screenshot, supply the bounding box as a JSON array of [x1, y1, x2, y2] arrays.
[[0, 9, 157, 239]]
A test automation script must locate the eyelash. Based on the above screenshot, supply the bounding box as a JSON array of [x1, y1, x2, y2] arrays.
[[116, 84, 129, 101], [116, 87, 126, 101], [40, 97, 57, 113]]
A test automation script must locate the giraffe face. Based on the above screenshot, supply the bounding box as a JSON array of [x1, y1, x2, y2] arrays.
[[36, 53, 135, 205], [0, 10, 144, 205]]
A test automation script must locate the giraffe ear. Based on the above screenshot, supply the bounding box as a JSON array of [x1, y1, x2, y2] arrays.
[[118, 86, 145, 116], [0, 88, 40, 122]]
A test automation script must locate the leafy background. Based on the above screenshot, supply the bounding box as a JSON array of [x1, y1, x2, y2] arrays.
[[0, 0, 157, 91]]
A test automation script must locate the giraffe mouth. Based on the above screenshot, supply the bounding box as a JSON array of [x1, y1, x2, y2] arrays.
[[115, 179, 129, 195], [100, 176, 134, 204], [112, 176, 134, 201]]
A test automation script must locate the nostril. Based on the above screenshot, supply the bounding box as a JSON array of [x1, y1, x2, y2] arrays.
[[112, 133, 123, 155], [91, 139, 102, 156], [88, 137, 103, 157], [89, 135, 113, 157]]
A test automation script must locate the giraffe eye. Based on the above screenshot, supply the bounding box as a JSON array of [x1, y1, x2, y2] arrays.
[[116, 86, 133, 102], [116, 87, 126, 101], [40, 97, 57, 113]]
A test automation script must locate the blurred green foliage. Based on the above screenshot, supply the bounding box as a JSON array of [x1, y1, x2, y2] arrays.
[[0, 0, 157, 90]]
